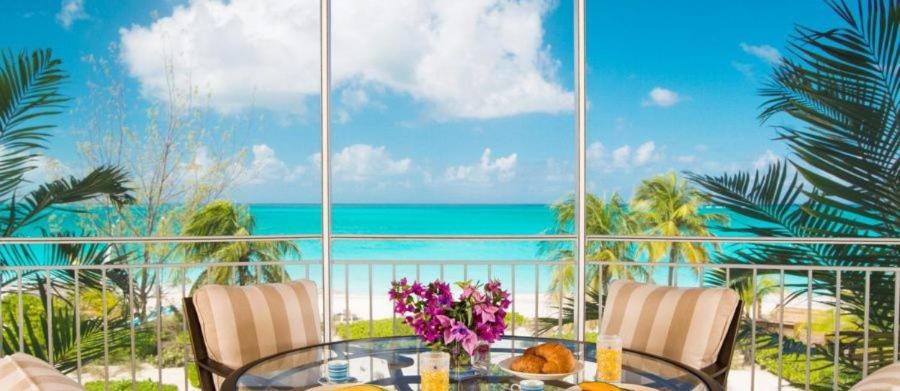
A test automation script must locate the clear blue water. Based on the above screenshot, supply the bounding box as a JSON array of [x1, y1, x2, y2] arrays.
[[244, 204, 754, 294], [34, 204, 759, 296]]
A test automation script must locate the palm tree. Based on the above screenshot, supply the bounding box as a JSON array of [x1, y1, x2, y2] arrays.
[[543, 193, 645, 295], [631, 172, 727, 285], [688, 0, 899, 375], [180, 200, 300, 291], [0, 49, 134, 371], [538, 193, 648, 334]]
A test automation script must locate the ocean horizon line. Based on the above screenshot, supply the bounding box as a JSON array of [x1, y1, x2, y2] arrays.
[[245, 202, 554, 207]]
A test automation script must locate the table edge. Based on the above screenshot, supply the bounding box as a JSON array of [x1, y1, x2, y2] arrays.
[[220, 336, 724, 391]]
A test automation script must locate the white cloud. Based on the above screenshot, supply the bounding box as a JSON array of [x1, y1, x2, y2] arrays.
[[587, 141, 660, 171], [445, 148, 517, 183], [633, 141, 657, 166], [181, 145, 215, 178], [340, 88, 370, 110], [331, 144, 411, 182], [611, 145, 631, 167], [0, 146, 72, 184], [57, 0, 88, 29], [234, 144, 305, 185], [675, 155, 697, 163], [587, 142, 605, 162], [753, 149, 781, 169], [25, 155, 71, 183], [118, 0, 572, 118], [543, 158, 570, 182], [740, 43, 782, 65], [642, 87, 680, 107], [732, 61, 755, 79]]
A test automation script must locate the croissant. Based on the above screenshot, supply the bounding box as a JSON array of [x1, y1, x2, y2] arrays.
[[511, 343, 576, 374], [510, 354, 546, 373], [528, 343, 576, 373]]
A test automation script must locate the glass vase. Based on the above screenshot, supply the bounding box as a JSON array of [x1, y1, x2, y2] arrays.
[[432, 342, 476, 380], [446, 342, 471, 370]]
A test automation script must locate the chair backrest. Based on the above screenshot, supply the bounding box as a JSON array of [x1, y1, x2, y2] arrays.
[[184, 296, 223, 391], [184, 280, 322, 390], [600, 281, 741, 375], [851, 362, 900, 390], [0, 353, 83, 390]]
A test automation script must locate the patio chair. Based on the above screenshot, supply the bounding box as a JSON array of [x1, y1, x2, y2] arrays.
[[0, 353, 84, 390], [851, 362, 900, 390], [599, 280, 743, 387], [184, 280, 322, 390]]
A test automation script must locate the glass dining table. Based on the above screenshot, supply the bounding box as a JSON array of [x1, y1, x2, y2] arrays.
[[221, 336, 723, 391]]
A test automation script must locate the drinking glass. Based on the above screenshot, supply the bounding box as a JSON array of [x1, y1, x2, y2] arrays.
[[472, 341, 491, 374], [596, 334, 622, 383], [511, 379, 544, 391], [324, 359, 349, 383], [419, 351, 450, 391]]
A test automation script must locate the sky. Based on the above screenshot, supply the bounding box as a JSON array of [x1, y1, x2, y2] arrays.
[[0, 0, 841, 204]]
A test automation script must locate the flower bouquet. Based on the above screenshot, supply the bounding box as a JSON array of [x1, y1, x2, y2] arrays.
[[389, 278, 511, 370]]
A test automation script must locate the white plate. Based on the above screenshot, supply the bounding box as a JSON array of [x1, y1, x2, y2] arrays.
[[308, 384, 391, 391], [564, 384, 658, 391], [497, 356, 584, 381]]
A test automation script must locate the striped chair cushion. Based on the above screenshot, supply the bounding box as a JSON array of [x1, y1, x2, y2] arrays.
[[600, 280, 740, 369], [193, 280, 322, 370], [0, 353, 83, 390], [851, 362, 900, 390]]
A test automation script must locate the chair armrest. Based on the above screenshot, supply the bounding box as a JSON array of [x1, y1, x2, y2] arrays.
[[197, 359, 234, 377], [700, 362, 729, 378]]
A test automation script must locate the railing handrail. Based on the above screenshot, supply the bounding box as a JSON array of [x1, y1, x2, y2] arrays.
[[2, 258, 897, 272], [0, 233, 896, 245], [1, 257, 896, 390]]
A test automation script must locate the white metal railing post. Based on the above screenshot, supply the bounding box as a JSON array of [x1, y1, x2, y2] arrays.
[[320, 0, 333, 341], [574, 0, 588, 343]]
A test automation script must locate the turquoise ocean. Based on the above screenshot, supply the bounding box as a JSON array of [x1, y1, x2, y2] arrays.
[[33, 204, 758, 299], [244, 204, 752, 296]]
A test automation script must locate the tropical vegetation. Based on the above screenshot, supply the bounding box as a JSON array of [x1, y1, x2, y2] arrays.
[[179, 200, 300, 291], [0, 49, 134, 371], [688, 0, 899, 377], [631, 172, 727, 285], [540, 173, 721, 332]]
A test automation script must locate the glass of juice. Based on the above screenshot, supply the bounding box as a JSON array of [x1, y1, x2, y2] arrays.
[[596, 334, 622, 383], [419, 351, 450, 391]]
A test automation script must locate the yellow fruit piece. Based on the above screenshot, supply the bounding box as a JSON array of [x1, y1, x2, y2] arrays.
[[339, 386, 384, 391], [577, 382, 622, 391]]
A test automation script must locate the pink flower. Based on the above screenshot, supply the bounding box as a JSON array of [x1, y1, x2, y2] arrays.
[[390, 278, 511, 353], [473, 302, 499, 322], [460, 285, 476, 300], [448, 321, 478, 355]]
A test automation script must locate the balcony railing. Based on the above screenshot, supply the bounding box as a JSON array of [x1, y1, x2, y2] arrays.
[[0, 235, 897, 390]]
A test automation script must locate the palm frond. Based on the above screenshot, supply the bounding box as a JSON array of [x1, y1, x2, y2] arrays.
[[759, 0, 900, 235], [690, 1, 900, 372], [0, 49, 66, 203], [7, 165, 133, 235], [2, 300, 132, 373]]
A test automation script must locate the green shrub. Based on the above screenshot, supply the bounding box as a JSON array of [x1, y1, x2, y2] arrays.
[[336, 318, 413, 339], [187, 363, 200, 388], [336, 314, 529, 340], [85, 380, 177, 391], [753, 334, 860, 391], [505, 312, 527, 328]]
